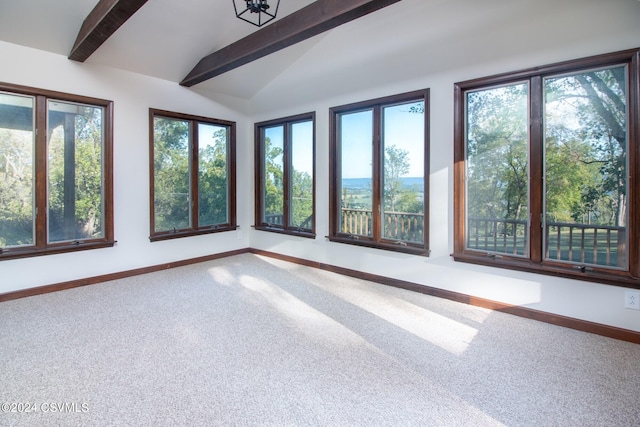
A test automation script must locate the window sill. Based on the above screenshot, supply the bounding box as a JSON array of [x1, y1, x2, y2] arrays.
[[254, 225, 316, 239], [0, 240, 116, 261], [150, 225, 237, 242], [452, 251, 640, 289], [328, 235, 429, 256]]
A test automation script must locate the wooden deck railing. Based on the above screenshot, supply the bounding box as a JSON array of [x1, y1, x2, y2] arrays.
[[266, 211, 625, 266], [341, 208, 373, 237], [383, 211, 423, 242], [545, 221, 625, 267], [264, 213, 313, 229], [264, 213, 284, 225], [467, 218, 528, 256], [340, 208, 423, 243], [467, 217, 625, 267]]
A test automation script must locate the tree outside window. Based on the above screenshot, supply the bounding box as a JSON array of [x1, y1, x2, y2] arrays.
[[255, 112, 315, 237], [454, 48, 640, 285], [0, 84, 114, 260], [149, 109, 236, 241], [329, 89, 430, 254]]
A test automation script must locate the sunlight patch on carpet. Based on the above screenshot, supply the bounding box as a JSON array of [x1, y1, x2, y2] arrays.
[[312, 279, 478, 355], [237, 274, 372, 348]]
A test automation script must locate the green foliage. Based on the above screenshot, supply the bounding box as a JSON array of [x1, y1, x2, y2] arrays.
[[0, 128, 33, 246], [47, 108, 104, 241], [383, 144, 424, 214], [263, 136, 284, 219], [467, 67, 627, 232], [380, 144, 423, 242], [290, 169, 312, 227], [544, 137, 592, 223], [153, 118, 190, 231], [395, 185, 423, 213], [198, 128, 229, 226], [384, 144, 409, 212], [153, 120, 230, 231], [1, 103, 106, 246], [545, 67, 627, 226], [467, 83, 529, 222], [262, 134, 314, 228]]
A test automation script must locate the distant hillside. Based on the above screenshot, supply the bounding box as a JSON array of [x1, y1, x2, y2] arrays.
[[342, 177, 424, 191]]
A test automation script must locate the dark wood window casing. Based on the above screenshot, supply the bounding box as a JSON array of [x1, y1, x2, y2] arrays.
[[0, 82, 114, 260], [149, 109, 237, 241], [453, 48, 640, 288], [254, 112, 316, 238], [329, 89, 430, 255]]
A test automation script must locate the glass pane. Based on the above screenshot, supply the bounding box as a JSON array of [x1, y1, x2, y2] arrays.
[[0, 93, 35, 247], [382, 101, 424, 244], [466, 83, 529, 256], [544, 66, 628, 268], [289, 120, 313, 229], [263, 126, 284, 225], [48, 100, 104, 242], [153, 117, 190, 232], [198, 123, 228, 226], [339, 110, 373, 237]]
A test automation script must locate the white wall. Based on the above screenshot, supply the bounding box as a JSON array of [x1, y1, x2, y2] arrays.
[[0, 41, 253, 294], [247, 0, 640, 332]]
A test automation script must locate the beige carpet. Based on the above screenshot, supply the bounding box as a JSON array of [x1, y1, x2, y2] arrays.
[[1, 253, 639, 426]]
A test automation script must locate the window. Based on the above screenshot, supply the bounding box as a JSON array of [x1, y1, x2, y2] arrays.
[[255, 112, 315, 237], [0, 83, 114, 260], [329, 89, 430, 254], [454, 48, 640, 286], [149, 109, 236, 241]]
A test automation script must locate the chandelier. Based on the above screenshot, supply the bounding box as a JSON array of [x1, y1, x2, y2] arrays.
[[233, 0, 280, 27]]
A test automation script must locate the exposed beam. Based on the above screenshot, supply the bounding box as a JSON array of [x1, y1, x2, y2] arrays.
[[180, 0, 402, 87], [69, 0, 149, 62]]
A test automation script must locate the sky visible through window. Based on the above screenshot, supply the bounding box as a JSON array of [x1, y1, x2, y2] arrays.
[[251, 104, 423, 180], [262, 120, 314, 174], [198, 123, 226, 150], [340, 102, 424, 179]]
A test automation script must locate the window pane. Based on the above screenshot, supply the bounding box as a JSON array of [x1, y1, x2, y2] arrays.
[[544, 66, 628, 268], [465, 83, 529, 256], [382, 101, 424, 243], [0, 93, 35, 247], [339, 110, 373, 237], [198, 123, 229, 226], [289, 120, 313, 229], [48, 100, 104, 242], [153, 117, 190, 232], [263, 126, 284, 225]]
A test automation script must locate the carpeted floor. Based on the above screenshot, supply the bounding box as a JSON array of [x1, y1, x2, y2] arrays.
[[1, 253, 639, 426]]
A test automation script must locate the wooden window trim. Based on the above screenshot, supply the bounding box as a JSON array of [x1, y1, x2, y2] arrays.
[[0, 82, 114, 261], [254, 112, 316, 238], [329, 89, 430, 255], [149, 109, 237, 242], [453, 48, 640, 289]]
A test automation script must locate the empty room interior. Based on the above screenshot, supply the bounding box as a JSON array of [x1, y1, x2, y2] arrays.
[[1, 0, 640, 425]]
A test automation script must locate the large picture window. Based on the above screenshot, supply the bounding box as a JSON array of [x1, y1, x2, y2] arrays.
[[329, 89, 430, 254], [0, 83, 114, 260], [255, 112, 315, 237], [454, 49, 640, 286], [149, 109, 236, 241]]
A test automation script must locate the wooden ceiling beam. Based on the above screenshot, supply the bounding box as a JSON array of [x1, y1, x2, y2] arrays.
[[69, 0, 149, 62], [180, 0, 402, 87]]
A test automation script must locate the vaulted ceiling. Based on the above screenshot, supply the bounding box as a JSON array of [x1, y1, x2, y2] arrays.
[[1, 0, 639, 104]]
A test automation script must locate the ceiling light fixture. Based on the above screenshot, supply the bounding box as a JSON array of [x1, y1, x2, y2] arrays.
[[233, 0, 280, 27]]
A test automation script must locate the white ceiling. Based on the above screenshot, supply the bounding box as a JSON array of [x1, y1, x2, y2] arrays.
[[1, 0, 639, 104], [0, 0, 317, 99]]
